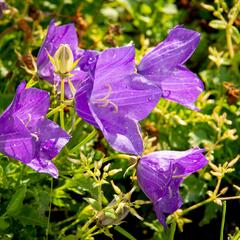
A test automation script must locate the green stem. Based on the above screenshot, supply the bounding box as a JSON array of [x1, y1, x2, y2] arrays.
[[81, 214, 96, 234], [232, 230, 240, 240], [47, 104, 65, 118], [69, 129, 97, 154], [46, 178, 53, 240], [60, 76, 65, 129], [220, 201, 226, 240], [182, 197, 213, 215], [219, 196, 240, 200], [114, 226, 137, 240], [169, 221, 176, 240], [90, 153, 133, 169], [226, 25, 234, 59]]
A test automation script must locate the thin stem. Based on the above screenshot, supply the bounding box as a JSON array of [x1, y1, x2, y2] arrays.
[[232, 230, 240, 240], [214, 177, 222, 195], [90, 154, 133, 169], [182, 197, 213, 215], [114, 226, 137, 240], [219, 196, 240, 200], [226, 25, 234, 59], [69, 128, 97, 154], [81, 214, 97, 234], [60, 76, 65, 129], [46, 178, 53, 240], [169, 221, 176, 240], [47, 104, 65, 118], [220, 201, 226, 240]]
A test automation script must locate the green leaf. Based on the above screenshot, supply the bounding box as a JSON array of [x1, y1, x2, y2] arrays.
[[84, 198, 101, 211], [16, 206, 47, 227], [199, 203, 221, 226], [114, 226, 137, 240], [6, 185, 27, 216], [181, 175, 207, 203], [232, 26, 240, 44], [209, 20, 226, 29], [0, 217, 9, 230]]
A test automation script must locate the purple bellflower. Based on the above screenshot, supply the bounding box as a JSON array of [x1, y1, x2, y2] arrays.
[[37, 20, 87, 98], [137, 147, 208, 226], [137, 26, 203, 110], [75, 46, 162, 155], [0, 82, 70, 178]]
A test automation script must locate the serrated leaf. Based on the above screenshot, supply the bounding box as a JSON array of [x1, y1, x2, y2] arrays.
[[6, 185, 27, 216]]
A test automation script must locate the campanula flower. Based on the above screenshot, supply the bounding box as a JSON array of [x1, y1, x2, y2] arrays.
[[137, 148, 208, 226], [75, 46, 162, 155], [137, 26, 203, 110], [37, 20, 87, 98], [0, 82, 70, 178]]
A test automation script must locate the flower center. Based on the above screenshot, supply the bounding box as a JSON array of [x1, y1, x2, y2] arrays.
[[93, 84, 118, 113]]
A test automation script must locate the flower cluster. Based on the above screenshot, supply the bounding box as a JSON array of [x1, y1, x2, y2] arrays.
[[0, 20, 208, 225], [0, 81, 70, 178]]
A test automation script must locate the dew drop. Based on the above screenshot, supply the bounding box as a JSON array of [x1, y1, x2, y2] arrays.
[[148, 96, 152, 102], [162, 90, 171, 98]]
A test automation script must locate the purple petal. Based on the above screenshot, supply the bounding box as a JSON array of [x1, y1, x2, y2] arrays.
[[26, 157, 59, 178], [14, 86, 50, 124], [90, 104, 143, 155], [75, 78, 98, 127], [141, 66, 203, 110], [137, 148, 208, 226], [0, 81, 26, 119], [0, 116, 34, 163], [153, 185, 182, 227], [78, 50, 99, 77], [56, 69, 88, 99], [92, 74, 161, 121], [138, 26, 200, 74], [34, 118, 70, 160], [24, 118, 70, 178], [172, 147, 208, 175], [37, 20, 78, 83], [92, 45, 135, 94], [137, 155, 173, 203]]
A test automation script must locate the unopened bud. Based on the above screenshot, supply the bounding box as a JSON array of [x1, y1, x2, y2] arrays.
[[53, 44, 74, 74]]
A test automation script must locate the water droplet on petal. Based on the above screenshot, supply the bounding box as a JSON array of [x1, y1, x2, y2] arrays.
[[148, 96, 152, 102], [162, 90, 171, 98]]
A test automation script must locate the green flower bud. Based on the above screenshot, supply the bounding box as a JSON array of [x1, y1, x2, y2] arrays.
[[53, 44, 74, 74]]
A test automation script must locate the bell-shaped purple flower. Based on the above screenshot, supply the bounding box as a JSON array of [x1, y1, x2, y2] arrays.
[[137, 147, 208, 226], [137, 26, 203, 110], [75, 46, 162, 155], [37, 20, 87, 98], [0, 82, 70, 178]]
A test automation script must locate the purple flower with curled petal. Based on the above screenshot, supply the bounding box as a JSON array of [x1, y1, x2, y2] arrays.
[[138, 26, 203, 110], [75, 46, 162, 155], [37, 20, 87, 98], [0, 82, 70, 178], [137, 147, 208, 226]]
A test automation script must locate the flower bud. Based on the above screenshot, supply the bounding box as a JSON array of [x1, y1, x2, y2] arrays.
[[53, 44, 74, 74]]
